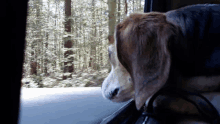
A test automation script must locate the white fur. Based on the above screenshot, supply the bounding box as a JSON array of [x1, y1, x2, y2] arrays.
[[101, 39, 134, 102]]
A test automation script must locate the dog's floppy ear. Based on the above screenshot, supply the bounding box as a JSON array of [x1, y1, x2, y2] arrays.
[[116, 13, 178, 110]]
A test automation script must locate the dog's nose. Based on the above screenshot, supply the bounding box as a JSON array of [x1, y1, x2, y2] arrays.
[[109, 88, 119, 99]]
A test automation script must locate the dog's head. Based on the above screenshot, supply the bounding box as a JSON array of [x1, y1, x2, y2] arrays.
[[101, 39, 135, 102], [102, 12, 179, 110]]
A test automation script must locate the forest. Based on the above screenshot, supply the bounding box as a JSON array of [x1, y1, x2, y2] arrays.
[[21, 0, 145, 88]]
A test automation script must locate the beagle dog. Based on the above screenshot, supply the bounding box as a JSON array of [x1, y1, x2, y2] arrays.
[[101, 4, 220, 119]]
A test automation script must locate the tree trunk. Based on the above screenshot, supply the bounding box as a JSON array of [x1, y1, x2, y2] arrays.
[[107, 0, 116, 72], [44, 0, 50, 76], [89, 0, 97, 70], [139, 0, 142, 11], [118, 0, 121, 23], [83, 24, 87, 70], [44, 32, 48, 76], [30, 0, 42, 76], [63, 0, 74, 80], [133, 0, 135, 11], [125, 0, 127, 15], [37, 0, 43, 75], [108, 0, 116, 44]]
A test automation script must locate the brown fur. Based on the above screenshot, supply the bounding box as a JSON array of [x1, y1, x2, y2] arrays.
[[116, 12, 176, 110], [115, 11, 220, 111]]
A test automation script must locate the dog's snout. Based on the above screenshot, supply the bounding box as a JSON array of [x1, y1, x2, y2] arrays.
[[109, 88, 120, 99], [112, 88, 119, 96]]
